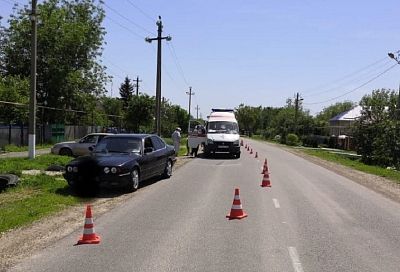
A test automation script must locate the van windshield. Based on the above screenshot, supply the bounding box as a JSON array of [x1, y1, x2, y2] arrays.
[[207, 121, 239, 134]]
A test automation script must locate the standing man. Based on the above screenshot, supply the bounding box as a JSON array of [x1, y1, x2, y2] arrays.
[[171, 127, 181, 156]]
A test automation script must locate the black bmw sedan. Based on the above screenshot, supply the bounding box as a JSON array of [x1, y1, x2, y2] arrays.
[[63, 134, 176, 193]]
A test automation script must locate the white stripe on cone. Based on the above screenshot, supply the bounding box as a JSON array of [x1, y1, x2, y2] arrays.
[[231, 205, 243, 209], [85, 218, 94, 224], [234, 195, 240, 200], [83, 228, 95, 235]]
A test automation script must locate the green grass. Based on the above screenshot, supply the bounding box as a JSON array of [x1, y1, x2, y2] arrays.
[[163, 137, 189, 156], [301, 149, 400, 183], [3, 144, 53, 152], [0, 154, 71, 176], [249, 135, 400, 184], [0, 175, 85, 233], [0, 154, 86, 233]]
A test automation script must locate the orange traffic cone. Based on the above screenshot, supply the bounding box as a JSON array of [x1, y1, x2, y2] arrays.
[[261, 172, 271, 187], [245, 144, 247, 149], [226, 188, 248, 220], [262, 163, 269, 174], [250, 148, 253, 154], [255, 151, 258, 158], [240, 139, 244, 146], [77, 205, 101, 245]]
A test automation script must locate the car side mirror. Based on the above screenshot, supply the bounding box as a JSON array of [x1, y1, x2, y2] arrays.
[[144, 147, 154, 154]]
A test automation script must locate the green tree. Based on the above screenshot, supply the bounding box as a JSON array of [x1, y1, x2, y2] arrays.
[[0, 75, 29, 123], [101, 96, 123, 128], [125, 94, 155, 133], [315, 101, 355, 135], [0, 0, 108, 123], [119, 76, 134, 107], [235, 104, 258, 136], [354, 89, 400, 167]]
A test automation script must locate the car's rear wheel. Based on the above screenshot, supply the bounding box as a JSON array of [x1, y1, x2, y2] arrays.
[[59, 148, 73, 156], [162, 159, 173, 178], [126, 168, 140, 192]]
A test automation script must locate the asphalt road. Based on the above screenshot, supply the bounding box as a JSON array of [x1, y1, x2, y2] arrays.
[[8, 139, 400, 272]]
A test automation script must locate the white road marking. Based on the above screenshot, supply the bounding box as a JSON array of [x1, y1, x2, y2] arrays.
[[288, 247, 304, 272], [273, 198, 280, 208]]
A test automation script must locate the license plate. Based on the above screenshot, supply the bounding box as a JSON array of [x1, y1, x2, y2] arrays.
[[218, 145, 229, 148]]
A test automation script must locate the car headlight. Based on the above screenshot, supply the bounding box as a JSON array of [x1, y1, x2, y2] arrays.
[[72, 166, 78, 173], [67, 166, 73, 172], [111, 167, 117, 174], [207, 139, 214, 144], [104, 167, 110, 174]]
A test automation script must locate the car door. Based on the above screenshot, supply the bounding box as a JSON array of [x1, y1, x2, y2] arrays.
[[74, 135, 98, 156], [140, 137, 157, 179], [151, 136, 168, 174]]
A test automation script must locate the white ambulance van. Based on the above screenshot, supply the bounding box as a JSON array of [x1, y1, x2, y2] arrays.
[[204, 109, 240, 158]]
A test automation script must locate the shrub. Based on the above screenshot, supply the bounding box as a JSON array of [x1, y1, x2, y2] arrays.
[[286, 133, 299, 146]]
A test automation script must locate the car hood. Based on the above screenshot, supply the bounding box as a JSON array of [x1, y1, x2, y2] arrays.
[[54, 141, 76, 146], [207, 134, 239, 142], [68, 153, 141, 167]]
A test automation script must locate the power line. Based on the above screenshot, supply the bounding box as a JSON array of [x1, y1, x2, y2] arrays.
[[167, 41, 189, 86], [125, 0, 155, 23], [303, 60, 394, 98], [302, 56, 392, 97], [304, 63, 399, 105], [105, 16, 145, 39], [103, 2, 155, 36]]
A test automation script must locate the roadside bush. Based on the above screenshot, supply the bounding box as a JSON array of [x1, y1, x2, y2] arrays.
[[302, 135, 329, 148], [286, 133, 299, 146]]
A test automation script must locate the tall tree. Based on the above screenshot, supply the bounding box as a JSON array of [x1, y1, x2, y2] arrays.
[[125, 94, 155, 133], [354, 89, 400, 167], [0, 0, 108, 123], [119, 76, 134, 107]]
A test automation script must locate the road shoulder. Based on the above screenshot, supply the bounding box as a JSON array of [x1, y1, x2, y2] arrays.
[[0, 156, 192, 272]]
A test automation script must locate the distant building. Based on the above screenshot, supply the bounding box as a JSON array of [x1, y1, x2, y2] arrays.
[[329, 106, 362, 150]]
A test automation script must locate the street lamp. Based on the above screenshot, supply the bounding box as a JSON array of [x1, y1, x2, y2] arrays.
[[388, 51, 400, 119]]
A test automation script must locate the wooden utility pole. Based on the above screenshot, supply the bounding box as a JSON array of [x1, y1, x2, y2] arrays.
[[195, 105, 200, 120], [145, 16, 172, 135], [135, 76, 142, 96], [186, 87, 194, 133]]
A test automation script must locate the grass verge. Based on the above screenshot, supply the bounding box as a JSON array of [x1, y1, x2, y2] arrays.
[[300, 149, 400, 183], [0, 154, 85, 234], [250, 135, 400, 184], [3, 144, 53, 152]]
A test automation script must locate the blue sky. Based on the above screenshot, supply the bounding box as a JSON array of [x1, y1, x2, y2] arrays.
[[1, 0, 400, 118]]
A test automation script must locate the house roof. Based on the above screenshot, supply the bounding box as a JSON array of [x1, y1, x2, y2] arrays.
[[330, 105, 362, 121]]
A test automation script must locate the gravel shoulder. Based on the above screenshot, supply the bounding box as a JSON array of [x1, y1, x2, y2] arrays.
[[2, 149, 400, 271]]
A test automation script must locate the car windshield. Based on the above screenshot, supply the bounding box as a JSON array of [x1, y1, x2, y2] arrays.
[[207, 121, 239, 134], [94, 137, 141, 154]]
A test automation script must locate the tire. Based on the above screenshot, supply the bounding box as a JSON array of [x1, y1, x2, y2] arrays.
[[126, 168, 140, 192], [59, 148, 73, 157], [162, 159, 173, 179], [0, 174, 19, 191]]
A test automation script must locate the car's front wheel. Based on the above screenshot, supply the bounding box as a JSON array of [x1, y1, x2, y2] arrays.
[[59, 148, 73, 156], [162, 159, 173, 179], [126, 168, 140, 192]]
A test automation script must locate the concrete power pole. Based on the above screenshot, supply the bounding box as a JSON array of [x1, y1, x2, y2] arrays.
[[145, 16, 171, 135], [28, 0, 37, 159], [186, 87, 194, 133]]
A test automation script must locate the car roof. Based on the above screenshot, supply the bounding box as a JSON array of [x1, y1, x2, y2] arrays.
[[104, 133, 156, 139], [88, 133, 114, 136]]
